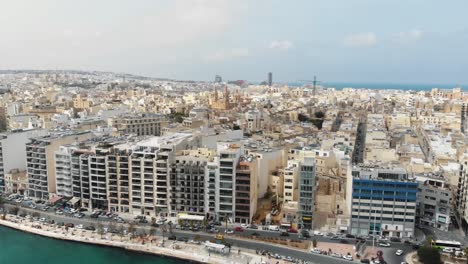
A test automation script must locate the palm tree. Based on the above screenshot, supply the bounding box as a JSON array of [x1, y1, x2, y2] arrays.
[[97, 223, 104, 239], [161, 224, 168, 240], [168, 221, 173, 235], [127, 222, 136, 240], [117, 224, 125, 242]]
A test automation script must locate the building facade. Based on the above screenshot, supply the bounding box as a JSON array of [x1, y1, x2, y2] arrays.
[[350, 165, 418, 238]]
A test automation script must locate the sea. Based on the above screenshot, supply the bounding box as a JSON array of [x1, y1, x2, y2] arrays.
[[285, 82, 466, 91], [0, 226, 185, 264]]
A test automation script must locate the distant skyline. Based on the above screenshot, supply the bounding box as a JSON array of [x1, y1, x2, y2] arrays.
[[1, 0, 468, 84]]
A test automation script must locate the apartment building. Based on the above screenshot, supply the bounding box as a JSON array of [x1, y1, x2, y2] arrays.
[[415, 175, 451, 231], [217, 142, 242, 223], [112, 114, 167, 136], [235, 155, 258, 224], [298, 157, 316, 230], [26, 131, 92, 199], [349, 164, 418, 238], [282, 160, 298, 203], [55, 145, 77, 197], [0, 128, 48, 193], [170, 149, 215, 216]]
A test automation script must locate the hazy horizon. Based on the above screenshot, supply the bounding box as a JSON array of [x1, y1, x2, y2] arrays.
[[1, 0, 468, 84]]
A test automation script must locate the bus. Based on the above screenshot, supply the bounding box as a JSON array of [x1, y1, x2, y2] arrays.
[[431, 240, 462, 250]]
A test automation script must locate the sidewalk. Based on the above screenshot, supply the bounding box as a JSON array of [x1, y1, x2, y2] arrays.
[[0, 214, 268, 264]]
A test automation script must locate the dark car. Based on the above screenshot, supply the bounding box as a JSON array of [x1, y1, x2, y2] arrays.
[[252, 232, 260, 236], [280, 232, 290, 237], [168, 235, 177, 240], [390, 237, 401, 242], [340, 239, 349, 244], [65, 223, 74, 228], [360, 259, 370, 264], [345, 234, 355, 238], [85, 226, 96, 231], [177, 237, 188, 242], [139, 219, 148, 224]]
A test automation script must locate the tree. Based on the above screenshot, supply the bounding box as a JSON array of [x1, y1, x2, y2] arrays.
[[0, 196, 5, 210], [127, 222, 136, 239], [168, 221, 173, 235], [417, 246, 442, 264], [149, 227, 157, 237], [10, 206, 20, 215], [312, 239, 317, 248], [117, 224, 125, 242], [97, 223, 104, 239], [161, 224, 168, 240]]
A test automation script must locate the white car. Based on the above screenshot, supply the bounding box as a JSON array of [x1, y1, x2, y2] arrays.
[[396, 249, 404, 256], [342, 255, 353, 261], [240, 224, 248, 228], [39, 217, 46, 222], [76, 224, 84, 229], [225, 229, 234, 234], [379, 242, 391, 247], [313, 230, 323, 236], [442, 247, 454, 253], [311, 248, 321, 254]]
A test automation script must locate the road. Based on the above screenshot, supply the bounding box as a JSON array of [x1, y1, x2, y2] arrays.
[[3, 203, 412, 264]]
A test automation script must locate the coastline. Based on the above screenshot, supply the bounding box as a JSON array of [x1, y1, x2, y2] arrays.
[[0, 216, 224, 264]]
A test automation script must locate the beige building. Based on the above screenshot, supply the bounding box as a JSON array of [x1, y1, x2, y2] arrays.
[[26, 131, 93, 199], [4, 169, 27, 194], [73, 94, 92, 109]]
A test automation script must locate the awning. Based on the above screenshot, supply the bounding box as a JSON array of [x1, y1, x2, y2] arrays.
[[48, 196, 63, 204], [178, 213, 205, 221], [67, 197, 80, 205]]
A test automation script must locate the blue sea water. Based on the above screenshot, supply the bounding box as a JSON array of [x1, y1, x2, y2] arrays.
[[0, 225, 185, 264], [286, 82, 465, 91]]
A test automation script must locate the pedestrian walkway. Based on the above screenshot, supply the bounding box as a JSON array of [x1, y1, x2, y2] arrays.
[[0, 214, 266, 264]]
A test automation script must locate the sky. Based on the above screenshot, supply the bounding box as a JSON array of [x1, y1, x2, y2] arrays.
[[1, 0, 468, 84]]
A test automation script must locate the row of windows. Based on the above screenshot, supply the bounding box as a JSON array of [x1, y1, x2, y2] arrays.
[[351, 215, 414, 222], [352, 209, 415, 216], [352, 202, 415, 209]]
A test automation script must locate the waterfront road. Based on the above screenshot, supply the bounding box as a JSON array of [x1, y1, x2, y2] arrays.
[[3, 204, 412, 263]]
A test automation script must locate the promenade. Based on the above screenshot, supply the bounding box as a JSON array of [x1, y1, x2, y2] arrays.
[[0, 214, 270, 264]]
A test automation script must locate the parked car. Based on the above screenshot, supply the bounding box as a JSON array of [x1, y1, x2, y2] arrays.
[[396, 250, 404, 256], [85, 226, 96, 231], [240, 224, 248, 228], [360, 259, 370, 264], [311, 248, 321, 254], [65, 223, 74, 228], [280, 232, 289, 237], [442, 247, 454, 253], [75, 224, 84, 229], [225, 229, 234, 234], [168, 235, 176, 240], [287, 228, 298, 233], [252, 232, 260, 236], [234, 226, 244, 232], [378, 242, 391, 247], [343, 255, 353, 261]]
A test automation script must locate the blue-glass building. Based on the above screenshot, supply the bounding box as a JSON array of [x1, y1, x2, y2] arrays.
[[350, 165, 418, 238]]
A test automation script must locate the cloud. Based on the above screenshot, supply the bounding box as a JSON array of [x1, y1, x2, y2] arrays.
[[343, 32, 377, 47], [393, 29, 423, 44], [269, 40, 293, 50], [205, 48, 250, 61]]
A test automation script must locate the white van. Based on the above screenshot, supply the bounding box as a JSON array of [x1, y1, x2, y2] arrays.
[[268, 225, 280, 231]]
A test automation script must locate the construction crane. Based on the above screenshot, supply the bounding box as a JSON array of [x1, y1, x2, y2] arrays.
[[298, 75, 321, 98]]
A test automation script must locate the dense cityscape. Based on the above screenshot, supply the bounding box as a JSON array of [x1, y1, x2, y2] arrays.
[[0, 69, 466, 264]]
